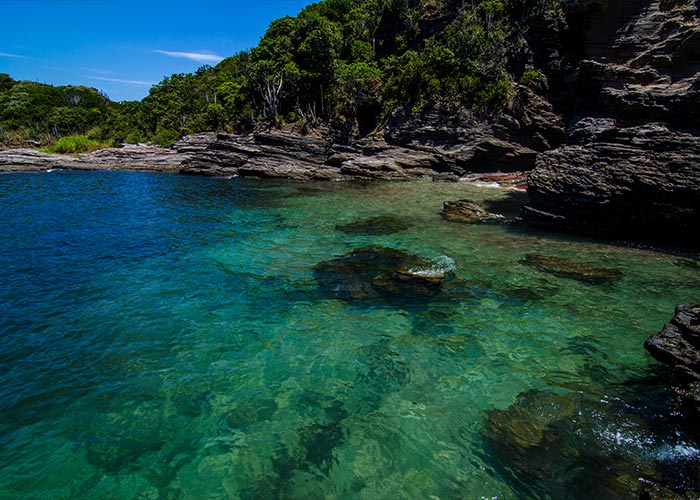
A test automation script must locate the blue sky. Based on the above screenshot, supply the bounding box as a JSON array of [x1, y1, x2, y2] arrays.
[[1, 0, 317, 102]]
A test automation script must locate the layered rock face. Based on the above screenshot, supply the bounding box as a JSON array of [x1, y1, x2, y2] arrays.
[[177, 109, 551, 180], [523, 119, 700, 241], [523, 0, 700, 243], [0, 144, 185, 172]]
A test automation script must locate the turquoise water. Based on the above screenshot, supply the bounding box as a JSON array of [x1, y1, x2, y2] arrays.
[[0, 170, 698, 499]]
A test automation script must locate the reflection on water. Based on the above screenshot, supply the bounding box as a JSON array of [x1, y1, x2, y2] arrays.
[[0, 171, 698, 499]]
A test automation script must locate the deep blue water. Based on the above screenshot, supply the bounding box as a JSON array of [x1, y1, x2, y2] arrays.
[[0, 170, 698, 499]]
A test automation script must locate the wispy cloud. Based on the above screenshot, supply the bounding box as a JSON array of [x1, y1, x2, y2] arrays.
[[0, 51, 27, 59], [85, 75, 155, 87], [153, 50, 223, 64]]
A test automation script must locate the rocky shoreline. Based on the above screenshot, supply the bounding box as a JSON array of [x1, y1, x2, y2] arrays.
[[0, 126, 537, 183], [3, 0, 699, 246], [0, 144, 184, 173]]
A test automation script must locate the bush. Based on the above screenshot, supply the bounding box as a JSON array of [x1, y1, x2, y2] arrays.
[[48, 135, 109, 154], [152, 128, 181, 147], [520, 69, 547, 93]]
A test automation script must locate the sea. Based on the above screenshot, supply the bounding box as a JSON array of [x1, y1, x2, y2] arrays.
[[1, 170, 698, 499]]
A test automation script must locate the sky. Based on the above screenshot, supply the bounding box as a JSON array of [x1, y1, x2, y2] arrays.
[[0, 0, 317, 102]]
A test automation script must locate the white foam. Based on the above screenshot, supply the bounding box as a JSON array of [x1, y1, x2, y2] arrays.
[[655, 443, 700, 461], [409, 255, 456, 277]]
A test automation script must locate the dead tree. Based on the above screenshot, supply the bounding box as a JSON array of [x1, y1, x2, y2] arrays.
[[261, 72, 284, 125]]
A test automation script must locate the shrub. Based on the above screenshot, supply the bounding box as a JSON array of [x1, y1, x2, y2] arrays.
[[48, 135, 109, 154], [520, 69, 547, 93]]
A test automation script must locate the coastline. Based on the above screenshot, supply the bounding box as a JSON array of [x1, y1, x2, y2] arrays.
[[0, 131, 531, 187]]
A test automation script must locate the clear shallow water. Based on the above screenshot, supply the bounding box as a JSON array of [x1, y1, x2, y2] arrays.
[[0, 170, 698, 499]]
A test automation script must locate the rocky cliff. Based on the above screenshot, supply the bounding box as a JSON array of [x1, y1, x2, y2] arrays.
[[522, 0, 700, 243]]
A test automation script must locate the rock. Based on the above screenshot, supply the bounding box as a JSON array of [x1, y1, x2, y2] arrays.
[[441, 199, 502, 223], [335, 215, 412, 235], [459, 171, 529, 190], [521, 0, 700, 244], [645, 304, 700, 440], [481, 389, 660, 499], [645, 303, 700, 382], [523, 120, 700, 243], [0, 148, 60, 171], [71, 144, 185, 171], [0, 144, 186, 173], [371, 268, 446, 298], [313, 246, 450, 301], [521, 253, 622, 284]]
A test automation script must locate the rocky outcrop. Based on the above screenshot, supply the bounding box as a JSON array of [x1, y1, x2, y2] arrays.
[[523, 119, 700, 242], [645, 303, 700, 440], [0, 144, 185, 173], [645, 303, 700, 381], [177, 122, 544, 180], [522, 0, 700, 243], [0, 148, 62, 172]]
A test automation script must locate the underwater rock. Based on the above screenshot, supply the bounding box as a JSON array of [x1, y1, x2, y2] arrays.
[[482, 390, 579, 483], [481, 389, 695, 499], [441, 199, 502, 223], [371, 268, 447, 298], [521, 253, 622, 285], [313, 246, 449, 301], [335, 215, 412, 235]]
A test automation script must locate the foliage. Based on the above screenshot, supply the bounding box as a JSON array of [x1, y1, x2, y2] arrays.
[[45, 135, 111, 154], [1, 0, 563, 146], [520, 68, 548, 93]]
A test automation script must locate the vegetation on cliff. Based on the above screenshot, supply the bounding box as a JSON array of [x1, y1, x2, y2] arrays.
[[1, 0, 562, 148]]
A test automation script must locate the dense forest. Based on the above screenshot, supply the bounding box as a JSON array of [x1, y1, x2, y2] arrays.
[[0, 0, 560, 150]]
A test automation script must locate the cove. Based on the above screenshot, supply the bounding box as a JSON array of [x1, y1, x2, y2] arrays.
[[0, 170, 698, 499]]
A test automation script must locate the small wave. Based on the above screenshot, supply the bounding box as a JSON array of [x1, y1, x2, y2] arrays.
[[409, 255, 456, 277]]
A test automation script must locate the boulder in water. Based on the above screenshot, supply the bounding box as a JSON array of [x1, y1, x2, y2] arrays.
[[441, 199, 502, 223], [313, 246, 451, 301], [371, 268, 447, 298]]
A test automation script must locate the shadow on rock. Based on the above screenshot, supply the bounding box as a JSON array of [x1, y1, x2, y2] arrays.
[[482, 190, 530, 219]]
